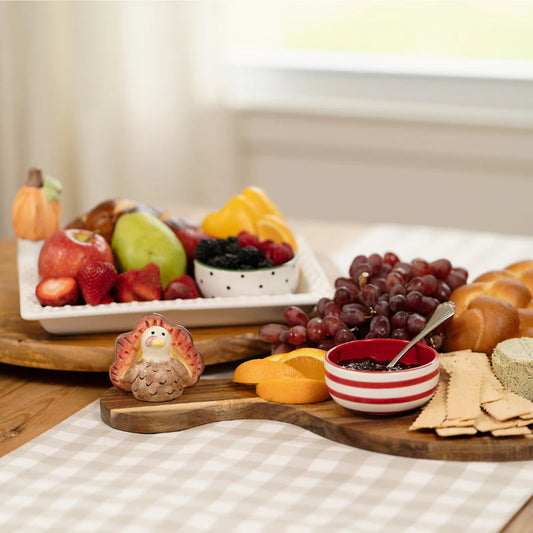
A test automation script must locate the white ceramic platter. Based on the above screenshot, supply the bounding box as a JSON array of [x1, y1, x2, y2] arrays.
[[17, 237, 332, 335]]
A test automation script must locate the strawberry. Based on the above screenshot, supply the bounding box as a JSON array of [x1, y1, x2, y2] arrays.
[[164, 274, 200, 300], [266, 242, 294, 266], [112, 269, 140, 303], [175, 228, 213, 261], [36, 277, 79, 307], [131, 262, 163, 301], [76, 261, 118, 305]]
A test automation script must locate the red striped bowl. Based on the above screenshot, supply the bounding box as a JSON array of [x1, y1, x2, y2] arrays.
[[325, 338, 439, 415]]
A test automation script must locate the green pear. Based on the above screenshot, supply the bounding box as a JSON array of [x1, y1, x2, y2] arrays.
[[111, 212, 186, 288]]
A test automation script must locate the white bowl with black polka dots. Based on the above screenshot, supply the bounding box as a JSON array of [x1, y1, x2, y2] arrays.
[[194, 255, 300, 297]]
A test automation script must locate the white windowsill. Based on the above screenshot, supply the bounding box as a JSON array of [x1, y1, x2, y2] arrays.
[[224, 49, 533, 128]]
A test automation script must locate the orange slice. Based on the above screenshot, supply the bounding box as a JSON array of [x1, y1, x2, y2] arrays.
[[241, 186, 285, 220], [256, 214, 297, 251], [277, 348, 326, 362], [233, 359, 304, 385], [283, 356, 325, 381], [256, 378, 330, 404], [265, 347, 326, 363], [276, 348, 327, 381]]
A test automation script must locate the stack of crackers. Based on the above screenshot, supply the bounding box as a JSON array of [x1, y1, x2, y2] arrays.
[[410, 350, 533, 437]]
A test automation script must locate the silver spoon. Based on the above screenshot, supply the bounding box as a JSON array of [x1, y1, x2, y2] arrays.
[[386, 301, 456, 369]]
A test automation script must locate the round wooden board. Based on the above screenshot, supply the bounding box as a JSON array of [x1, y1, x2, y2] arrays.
[[0, 239, 270, 371], [100, 379, 533, 462]]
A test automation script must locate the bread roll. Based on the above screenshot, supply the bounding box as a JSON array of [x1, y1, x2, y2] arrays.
[[518, 308, 533, 336], [506, 260, 533, 274], [448, 278, 531, 317], [443, 295, 519, 354], [475, 262, 533, 297], [444, 260, 533, 355]]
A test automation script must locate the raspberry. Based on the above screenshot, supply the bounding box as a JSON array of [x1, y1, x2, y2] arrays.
[[257, 239, 275, 254], [266, 242, 294, 266], [237, 231, 260, 248]]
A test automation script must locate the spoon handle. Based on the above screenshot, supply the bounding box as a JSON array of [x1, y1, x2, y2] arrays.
[[386, 301, 456, 369]]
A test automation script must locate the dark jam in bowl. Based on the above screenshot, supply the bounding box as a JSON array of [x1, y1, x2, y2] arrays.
[[339, 357, 419, 372]]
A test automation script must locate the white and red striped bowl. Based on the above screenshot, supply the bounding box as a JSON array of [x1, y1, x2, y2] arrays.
[[325, 338, 439, 415]]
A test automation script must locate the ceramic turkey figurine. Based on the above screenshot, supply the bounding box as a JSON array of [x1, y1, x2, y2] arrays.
[[109, 313, 204, 402]]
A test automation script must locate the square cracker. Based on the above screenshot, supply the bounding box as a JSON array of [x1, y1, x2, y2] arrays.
[[491, 427, 531, 437], [409, 370, 448, 430], [483, 391, 533, 421], [474, 411, 517, 432], [446, 364, 482, 420], [436, 426, 477, 437], [440, 418, 476, 428]]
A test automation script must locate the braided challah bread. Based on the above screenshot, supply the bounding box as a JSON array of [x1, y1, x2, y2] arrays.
[[443, 260, 533, 354]]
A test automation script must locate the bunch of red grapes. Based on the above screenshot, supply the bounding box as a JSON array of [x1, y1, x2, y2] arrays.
[[259, 251, 468, 354]]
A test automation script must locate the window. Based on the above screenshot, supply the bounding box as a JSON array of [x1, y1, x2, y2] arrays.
[[222, 1, 533, 115]]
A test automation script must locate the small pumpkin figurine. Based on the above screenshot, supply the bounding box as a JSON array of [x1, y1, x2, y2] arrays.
[[12, 167, 62, 240]]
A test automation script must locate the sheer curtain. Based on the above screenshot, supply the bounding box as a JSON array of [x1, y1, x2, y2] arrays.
[[0, 1, 237, 240]]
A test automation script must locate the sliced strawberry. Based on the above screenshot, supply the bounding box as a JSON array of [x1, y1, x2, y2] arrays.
[[131, 262, 163, 301], [266, 242, 294, 266], [36, 277, 79, 307], [164, 274, 200, 300], [76, 261, 117, 305], [112, 269, 140, 303]]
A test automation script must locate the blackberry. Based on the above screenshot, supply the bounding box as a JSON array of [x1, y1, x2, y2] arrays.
[[194, 238, 222, 263], [258, 259, 275, 269], [237, 246, 265, 269], [208, 253, 241, 270], [215, 238, 229, 253], [196, 234, 278, 271], [225, 236, 241, 254]]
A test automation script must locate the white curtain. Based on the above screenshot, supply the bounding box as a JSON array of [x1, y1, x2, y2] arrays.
[[0, 1, 237, 240]]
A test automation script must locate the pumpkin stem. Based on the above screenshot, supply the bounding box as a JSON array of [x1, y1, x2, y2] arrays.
[[27, 168, 44, 188]]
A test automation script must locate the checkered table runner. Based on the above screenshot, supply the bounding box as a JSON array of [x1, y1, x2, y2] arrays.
[[0, 396, 531, 532], [1, 224, 533, 532]]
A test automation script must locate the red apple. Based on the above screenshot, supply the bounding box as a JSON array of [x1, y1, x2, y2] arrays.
[[38, 229, 115, 279]]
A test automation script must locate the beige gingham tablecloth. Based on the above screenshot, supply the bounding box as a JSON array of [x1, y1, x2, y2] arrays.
[[0, 397, 531, 533], [1, 224, 533, 532]]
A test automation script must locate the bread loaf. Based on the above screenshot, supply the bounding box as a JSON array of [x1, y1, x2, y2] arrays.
[[443, 260, 533, 354], [474, 260, 533, 301], [66, 199, 172, 243], [442, 295, 519, 354], [492, 337, 533, 401]]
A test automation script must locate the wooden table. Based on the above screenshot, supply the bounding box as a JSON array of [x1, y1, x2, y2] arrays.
[[0, 224, 531, 531]]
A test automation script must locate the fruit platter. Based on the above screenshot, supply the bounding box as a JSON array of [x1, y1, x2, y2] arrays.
[[14, 174, 330, 334]]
